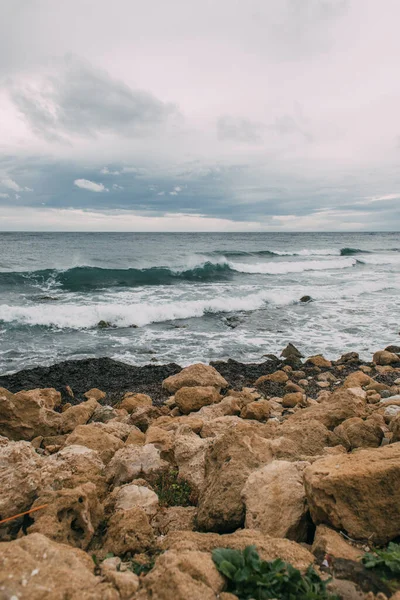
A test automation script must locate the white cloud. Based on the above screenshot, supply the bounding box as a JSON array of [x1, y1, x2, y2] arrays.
[[2, 178, 22, 192], [0, 192, 9, 198], [112, 183, 124, 190], [101, 167, 120, 175], [157, 191, 165, 196], [15, 194, 21, 199], [74, 179, 108, 192]]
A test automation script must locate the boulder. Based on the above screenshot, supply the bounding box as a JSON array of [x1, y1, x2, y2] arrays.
[[343, 371, 373, 389], [281, 343, 304, 359], [84, 388, 106, 401], [373, 350, 399, 365], [145, 425, 175, 458], [91, 420, 132, 440], [196, 426, 273, 532], [291, 387, 367, 429], [390, 412, 400, 442], [152, 506, 198, 535], [0, 533, 117, 600], [174, 427, 211, 495], [14, 388, 61, 410], [125, 427, 146, 445], [306, 355, 332, 368], [200, 416, 244, 438], [0, 387, 61, 440], [136, 550, 224, 600], [106, 483, 159, 517], [174, 386, 222, 414], [282, 392, 304, 408], [240, 400, 271, 421], [254, 370, 288, 385], [105, 444, 168, 487], [60, 398, 99, 434], [242, 460, 310, 541], [162, 363, 228, 393], [270, 419, 341, 460], [312, 525, 362, 562], [304, 443, 400, 543], [119, 392, 153, 412], [101, 561, 139, 599], [104, 507, 155, 555], [64, 424, 124, 464], [333, 417, 383, 450], [27, 483, 103, 549]]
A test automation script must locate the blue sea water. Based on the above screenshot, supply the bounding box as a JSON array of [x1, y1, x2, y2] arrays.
[[0, 231, 399, 374]]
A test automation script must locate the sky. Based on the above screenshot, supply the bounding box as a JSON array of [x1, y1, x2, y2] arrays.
[[1, 0, 400, 231]]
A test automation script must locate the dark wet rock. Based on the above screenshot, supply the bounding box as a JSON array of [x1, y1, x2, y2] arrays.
[[210, 358, 282, 390], [336, 352, 360, 365], [299, 295, 312, 303], [223, 315, 243, 329], [280, 343, 304, 359], [329, 558, 392, 596], [33, 295, 60, 303], [97, 320, 113, 329], [385, 345, 400, 354]]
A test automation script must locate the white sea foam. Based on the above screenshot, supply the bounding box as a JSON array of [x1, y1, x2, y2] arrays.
[[229, 257, 356, 274]]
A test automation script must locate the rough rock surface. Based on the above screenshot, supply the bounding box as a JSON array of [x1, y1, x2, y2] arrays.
[[333, 417, 384, 450], [174, 386, 222, 414], [104, 507, 155, 555], [105, 443, 168, 486], [162, 363, 229, 393], [312, 525, 362, 562], [63, 423, 124, 464], [0, 387, 61, 440]]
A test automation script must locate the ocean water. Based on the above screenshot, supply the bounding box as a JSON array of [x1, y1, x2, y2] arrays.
[[0, 231, 399, 374]]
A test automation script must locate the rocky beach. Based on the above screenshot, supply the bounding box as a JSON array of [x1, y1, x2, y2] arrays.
[[1, 345, 400, 599]]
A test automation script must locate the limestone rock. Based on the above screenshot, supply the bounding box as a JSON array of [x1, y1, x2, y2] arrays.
[[162, 363, 229, 393], [152, 506, 197, 535], [333, 417, 383, 450], [174, 428, 210, 495], [282, 392, 304, 408], [343, 371, 373, 389], [197, 426, 273, 532], [373, 350, 399, 365], [306, 355, 332, 368], [106, 483, 159, 517], [254, 370, 288, 385], [242, 460, 310, 541], [145, 425, 175, 457], [0, 533, 117, 600], [60, 398, 99, 434], [0, 387, 61, 440], [91, 420, 132, 440], [125, 427, 146, 445], [174, 386, 222, 414], [291, 387, 367, 429], [27, 483, 103, 549], [64, 423, 124, 464], [104, 507, 155, 555], [119, 392, 153, 412], [14, 388, 61, 410], [101, 567, 139, 600], [106, 443, 168, 487], [240, 399, 271, 421], [200, 415, 244, 438], [390, 412, 400, 442], [312, 525, 362, 562], [84, 388, 106, 401], [270, 419, 340, 460], [304, 443, 400, 543]]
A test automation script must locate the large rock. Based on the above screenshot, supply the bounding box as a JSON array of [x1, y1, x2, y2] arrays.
[[152, 506, 197, 535], [174, 427, 210, 495], [196, 426, 273, 532], [242, 460, 310, 541], [174, 386, 222, 414], [0, 533, 117, 599], [14, 388, 61, 409], [391, 412, 400, 442], [106, 483, 159, 517], [312, 525, 362, 562], [162, 364, 228, 394], [60, 398, 99, 433], [254, 370, 288, 386], [240, 400, 271, 421], [343, 372, 373, 389], [270, 419, 341, 460], [0, 440, 42, 535], [373, 350, 399, 365], [304, 443, 400, 543], [63, 424, 124, 464], [333, 417, 383, 450], [0, 387, 61, 440], [105, 444, 168, 487], [306, 355, 332, 368], [119, 392, 153, 412], [291, 387, 367, 429], [104, 507, 155, 555], [27, 483, 103, 549], [136, 550, 224, 600]]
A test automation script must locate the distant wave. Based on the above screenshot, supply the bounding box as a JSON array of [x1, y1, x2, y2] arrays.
[[206, 247, 369, 258], [229, 257, 357, 275]]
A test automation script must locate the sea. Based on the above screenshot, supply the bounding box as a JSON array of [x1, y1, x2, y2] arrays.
[[0, 231, 399, 375]]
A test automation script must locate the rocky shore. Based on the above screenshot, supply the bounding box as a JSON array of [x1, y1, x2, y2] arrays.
[[1, 345, 400, 599]]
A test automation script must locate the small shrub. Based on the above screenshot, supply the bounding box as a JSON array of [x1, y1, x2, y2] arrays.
[[153, 468, 193, 507], [129, 559, 156, 576], [212, 545, 339, 600], [362, 542, 400, 579]]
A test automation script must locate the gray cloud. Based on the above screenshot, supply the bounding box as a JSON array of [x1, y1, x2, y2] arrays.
[[217, 116, 264, 144]]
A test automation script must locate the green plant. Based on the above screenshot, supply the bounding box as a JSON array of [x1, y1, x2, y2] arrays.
[[153, 468, 193, 507], [129, 559, 156, 576], [212, 546, 339, 600], [362, 542, 400, 578]]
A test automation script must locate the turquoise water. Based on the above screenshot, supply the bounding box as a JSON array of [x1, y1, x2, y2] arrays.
[[0, 231, 399, 373]]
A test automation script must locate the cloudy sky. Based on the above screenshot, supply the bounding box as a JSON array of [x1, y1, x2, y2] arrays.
[[1, 0, 400, 231]]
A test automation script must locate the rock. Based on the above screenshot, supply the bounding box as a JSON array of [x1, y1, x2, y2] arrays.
[[106, 483, 159, 517], [89, 404, 119, 423], [254, 370, 289, 386], [119, 392, 153, 412], [145, 426, 175, 458], [271, 419, 340, 460], [373, 350, 399, 365], [159, 530, 315, 571], [196, 426, 273, 532], [304, 443, 400, 543], [306, 355, 332, 368], [125, 427, 146, 445], [200, 416, 246, 438], [129, 405, 166, 431], [27, 483, 103, 549], [60, 398, 99, 433], [240, 399, 271, 421], [300, 295, 312, 303], [174, 386, 222, 414], [174, 428, 210, 495], [333, 417, 383, 450], [64, 423, 124, 464], [0, 533, 117, 600], [137, 550, 224, 600], [101, 565, 139, 600], [282, 392, 304, 408], [163, 363, 228, 394], [104, 507, 155, 555], [14, 388, 61, 410], [0, 387, 61, 440], [91, 420, 132, 440], [105, 444, 168, 487], [0, 440, 42, 534], [291, 387, 367, 429], [336, 352, 360, 364], [98, 319, 112, 329], [312, 525, 362, 562], [152, 506, 198, 535], [285, 381, 304, 393], [40, 445, 107, 498], [281, 343, 304, 358], [84, 388, 106, 401], [242, 460, 310, 541], [390, 412, 400, 442]]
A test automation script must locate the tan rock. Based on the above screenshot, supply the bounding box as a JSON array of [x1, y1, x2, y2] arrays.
[[91, 420, 132, 440], [156, 415, 204, 434], [343, 371, 373, 388], [159, 529, 315, 571], [304, 443, 400, 543], [240, 399, 271, 421], [197, 426, 273, 532], [254, 370, 289, 385], [14, 388, 61, 409], [129, 405, 166, 431], [119, 392, 153, 412], [197, 397, 242, 420], [201, 415, 245, 438], [105, 443, 168, 486], [333, 417, 383, 450], [152, 506, 197, 535], [0, 440, 42, 534], [270, 419, 340, 460], [0, 533, 117, 600], [137, 550, 224, 600], [106, 483, 159, 517], [306, 355, 332, 368], [84, 387, 106, 401], [291, 387, 367, 429], [390, 412, 400, 442], [242, 460, 309, 541], [312, 525, 362, 562], [174, 427, 210, 494], [104, 507, 155, 555], [162, 363, 228, 393], [0, 387, 62, 440], [282, 392, 304, 408], [102, 567, 139, 600], [60, 398, 99, 434], [285, 381, 304, 393], [174, 386, 222, 414], [145, 425, 175, 457], [64, 423, 124, 464], [373, 350, 399, 365], [125, 427, 146, 445], [27, 483, 103, 549]]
